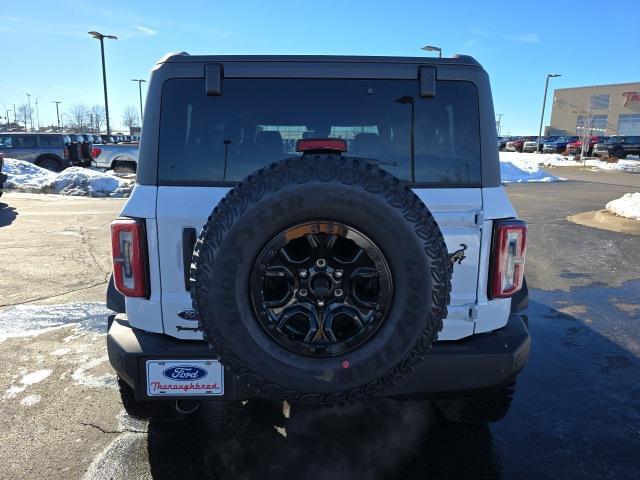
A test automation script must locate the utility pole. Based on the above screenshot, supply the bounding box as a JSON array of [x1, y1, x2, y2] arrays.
[[496, 113, 504, 136], [536, 73, 561, 153], [88, 31, 118, 136], [52, 101, 62, 131], [26, 93, 33, 131], [35, 97, 41, 131], [131, 78, 146, 123]]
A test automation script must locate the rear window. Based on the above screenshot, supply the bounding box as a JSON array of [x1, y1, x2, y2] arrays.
[[158, 78, 481, 185]]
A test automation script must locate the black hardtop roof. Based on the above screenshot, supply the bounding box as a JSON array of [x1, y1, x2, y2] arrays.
[[157, 52, 481, 67]]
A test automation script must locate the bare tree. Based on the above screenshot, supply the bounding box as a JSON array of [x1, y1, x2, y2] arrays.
[[122, 105, 140, 131], [16, 103, 31, 131], [88, 104, 106, 133], [68, 103, 90, 131]]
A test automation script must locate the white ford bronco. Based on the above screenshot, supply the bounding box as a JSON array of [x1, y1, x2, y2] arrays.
[[107, 53, 530, 423]]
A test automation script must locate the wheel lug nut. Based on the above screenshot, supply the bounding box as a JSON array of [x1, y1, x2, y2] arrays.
[[316, 258, 327, 269], [299, 269, 308, 278], [334, 269, 343, 278], [334, 288, 343, 297], [299, 288, 308, 297]]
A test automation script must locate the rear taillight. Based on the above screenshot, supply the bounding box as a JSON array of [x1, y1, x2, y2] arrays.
[[91, 147, 102, 159], [489, 220, 527, 299], [111, 218, 148, 298], [63, 145, 70, 159]]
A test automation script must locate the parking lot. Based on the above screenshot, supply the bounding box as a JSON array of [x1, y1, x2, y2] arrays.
[[0, 166, 638, 479]]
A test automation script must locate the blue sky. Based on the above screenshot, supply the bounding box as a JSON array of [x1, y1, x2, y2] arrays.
[[1, 0, 639, 133]]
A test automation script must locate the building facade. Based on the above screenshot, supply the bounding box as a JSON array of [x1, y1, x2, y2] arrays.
[[547, 82, 640, 136]]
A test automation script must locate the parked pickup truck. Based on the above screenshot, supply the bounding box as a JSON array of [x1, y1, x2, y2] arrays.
[[543, 136, 578, 154], [566, 136, 600, 156], [92, 143, 139, 173]]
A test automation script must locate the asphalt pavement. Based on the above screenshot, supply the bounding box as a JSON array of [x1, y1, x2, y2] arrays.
[[0, 167, 639, 479]]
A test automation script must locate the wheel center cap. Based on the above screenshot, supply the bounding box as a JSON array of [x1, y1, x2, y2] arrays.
[[309, 272, 333, 298]]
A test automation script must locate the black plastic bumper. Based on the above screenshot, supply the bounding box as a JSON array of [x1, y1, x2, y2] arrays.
[[108, 314, 530, 401]]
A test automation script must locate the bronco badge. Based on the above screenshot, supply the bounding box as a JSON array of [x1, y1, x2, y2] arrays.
[[449, 244, 468, 265]]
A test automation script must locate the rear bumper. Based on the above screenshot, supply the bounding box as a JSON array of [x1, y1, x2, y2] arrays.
[[108, 314, 531, 401]]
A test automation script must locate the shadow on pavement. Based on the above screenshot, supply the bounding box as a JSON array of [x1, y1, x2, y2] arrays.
[[0, 201, 17, 227], [146, 399, 502, 480], [138, 284, 640, 480]]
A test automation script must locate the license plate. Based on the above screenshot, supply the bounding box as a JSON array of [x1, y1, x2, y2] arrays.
[[146, 360, 224, 396]]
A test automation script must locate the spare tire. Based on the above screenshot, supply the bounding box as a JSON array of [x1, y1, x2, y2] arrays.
[[191, 154, 451, 404]]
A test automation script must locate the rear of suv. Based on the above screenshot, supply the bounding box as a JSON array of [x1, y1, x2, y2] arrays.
[[0, 133, 78, 171], [107, 53, 530, 424]]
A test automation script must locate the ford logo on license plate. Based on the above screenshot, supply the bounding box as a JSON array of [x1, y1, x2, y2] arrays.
[[162, 365, 208, 381]]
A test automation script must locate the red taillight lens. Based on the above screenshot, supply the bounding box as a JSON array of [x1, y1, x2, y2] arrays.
[[63, 146, 70, 158], [489, 220, 527, 299], [296, 138, 347, 153], [111, 218, 148, 298], [91, 147, 102, 159]]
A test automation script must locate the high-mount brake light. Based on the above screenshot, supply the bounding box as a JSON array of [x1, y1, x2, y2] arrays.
[[296, 138, 348, 153], [489, 220, 527, 299], [111, 218, 148, 298]]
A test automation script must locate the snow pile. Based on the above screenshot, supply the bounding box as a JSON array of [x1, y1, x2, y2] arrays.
[[583, 159, 640, 173], [606, 193, 640, 221], [1, 158, 58, 193], [50, 167, 132, 197], [1, 158, 133, 197], [499, 152, 564, 183]]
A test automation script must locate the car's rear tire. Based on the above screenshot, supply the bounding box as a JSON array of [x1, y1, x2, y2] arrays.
[[191, 154, 452, 405], [36, 156, 63, 172], [435, 382, 516, 424], [613, 147, 626, 159], [112, 160, 137, 174]]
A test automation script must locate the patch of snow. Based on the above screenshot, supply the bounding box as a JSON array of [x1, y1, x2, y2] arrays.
[[71, 355, 116, 388], [584, 159, 640, 173], [51, 348, 71, 356], [1, 158, 134, 197], [499, 151, 640, 173], [0, 302, 111, 342], [606, 193, 640, 221], [4, 369, 52, 399], [499, 153, 564, 183], [20, 394, 42, 407], [21, 369, 52, 385]]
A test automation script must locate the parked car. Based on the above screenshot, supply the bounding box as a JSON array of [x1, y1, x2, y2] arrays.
[[107, 53, 530, 425], [0, 153, 5, 199], [566, 136, 601, 156], [505, 137, 525, 152], [522, 136, 557, 153], [498, 136, 510, 151], [543, 136, 578, 154], [100, 135, 115, 144], [92, 143, 138, 172], [0, 133, 81, 171], [592, 136, 640, 159]]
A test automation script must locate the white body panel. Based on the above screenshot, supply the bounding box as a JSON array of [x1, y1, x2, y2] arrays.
[[122, 184, 517, 342]]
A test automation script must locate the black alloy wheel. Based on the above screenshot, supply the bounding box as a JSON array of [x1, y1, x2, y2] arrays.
[[250, 221, 393, 357]]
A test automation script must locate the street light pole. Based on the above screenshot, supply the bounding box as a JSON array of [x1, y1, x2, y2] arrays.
[[536, 73, 561, 153], [52, 101, 62, 131], [421, 45, 442, 58], [131, 78, 146, 123], [496, 113, 504, 137], [89, 31, 118, 136], [26, 93, 33, 131], [35, 97, 41, 131]]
